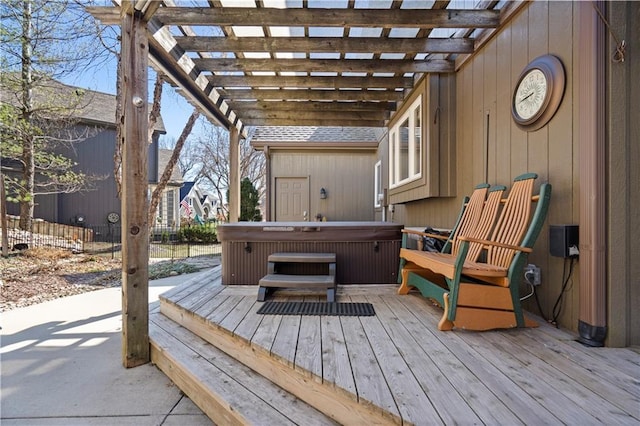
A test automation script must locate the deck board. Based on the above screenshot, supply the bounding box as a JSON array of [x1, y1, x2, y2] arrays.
[[320, 315, 357, 397], [339, 301, 401, 422], [158, 274, 640, 426], [271, 315, 301, 367], [353, 294, 443, 425], [150, 313, 336, 426], [295, 315, 323, 380], [383, 296, 523, 425], [370, 295, 485, 424]]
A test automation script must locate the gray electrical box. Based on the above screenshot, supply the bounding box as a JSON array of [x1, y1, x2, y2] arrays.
[[549, 224, 579, 258]]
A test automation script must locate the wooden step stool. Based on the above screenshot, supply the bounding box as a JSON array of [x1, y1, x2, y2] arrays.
[[257, 252, 337, 302]]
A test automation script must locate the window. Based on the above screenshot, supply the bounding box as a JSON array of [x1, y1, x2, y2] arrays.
[[389, 95, 422, 188], [166, 190, 174, 225], [374, 160, 383, 208]]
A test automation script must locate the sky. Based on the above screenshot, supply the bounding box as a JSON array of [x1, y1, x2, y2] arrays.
[[59, 53, 199, 143]]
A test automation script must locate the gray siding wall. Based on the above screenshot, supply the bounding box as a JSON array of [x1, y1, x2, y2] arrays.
[[8, 125, 162, 228]]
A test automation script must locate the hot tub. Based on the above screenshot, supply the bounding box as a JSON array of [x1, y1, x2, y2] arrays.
[[217, 221, 403, 285]]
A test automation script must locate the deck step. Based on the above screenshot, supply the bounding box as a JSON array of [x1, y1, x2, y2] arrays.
[[259, 274, 335, 288], [150, 312, 336, 426], [258, 274, 337, 302], [267, 252, 336, 263]]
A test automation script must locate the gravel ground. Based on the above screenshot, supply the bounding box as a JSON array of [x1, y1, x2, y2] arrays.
[[0, 248, 219, 311]]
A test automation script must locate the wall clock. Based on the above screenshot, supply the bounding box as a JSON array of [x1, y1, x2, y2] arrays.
[[512, 54, 565, 132]]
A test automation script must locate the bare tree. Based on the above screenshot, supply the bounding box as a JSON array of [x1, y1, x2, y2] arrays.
[[188, 126, 265, 221], [147, 109, 200, 225], [1, 0, 114, 231]]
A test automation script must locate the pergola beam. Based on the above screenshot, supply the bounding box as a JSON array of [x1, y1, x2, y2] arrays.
[[208, 75, 412, 90], [243, 118, 386, 127], [175, 36, 475, 54], [237, 109, 388, 122], [194, 58, 454, 73], [227, 100, 395, 113], [152, 7, 500, 28], [219, 88, 402, 102]]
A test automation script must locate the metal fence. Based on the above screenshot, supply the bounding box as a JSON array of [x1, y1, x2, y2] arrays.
[[4, 219, 222, 259]]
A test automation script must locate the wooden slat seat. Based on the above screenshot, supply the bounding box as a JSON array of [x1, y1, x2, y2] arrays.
[[398, 173, 552, 331], [398, 183, 506, 293]]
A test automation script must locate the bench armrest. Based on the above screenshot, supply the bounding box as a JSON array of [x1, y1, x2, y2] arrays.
[[457, 236, 533, 253], [401, 229, 450, 241]]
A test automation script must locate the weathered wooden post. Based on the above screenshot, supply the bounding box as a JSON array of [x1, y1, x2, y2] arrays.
[[120, 4, 150, 367], [229, 126, 241, 222]]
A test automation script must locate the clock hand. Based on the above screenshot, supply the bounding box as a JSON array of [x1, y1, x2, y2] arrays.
[[519, 92, 534, 103]]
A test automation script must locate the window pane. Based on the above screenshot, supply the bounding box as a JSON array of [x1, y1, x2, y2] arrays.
[[167, 190, 174, 224], [414, 105, 421, 175], [374, 161, 382, 207], [399, 118, 409, 181], [390, 131, 396, 185]]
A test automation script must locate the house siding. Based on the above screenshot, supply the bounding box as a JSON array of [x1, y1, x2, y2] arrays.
[[269, 150, 377, 222], [393, 1, 639, 345], [396, 2, 584, 333], [608, 1, 640, 347]]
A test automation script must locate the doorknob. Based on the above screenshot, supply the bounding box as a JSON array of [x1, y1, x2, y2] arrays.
[[303, 210, 308, 221]]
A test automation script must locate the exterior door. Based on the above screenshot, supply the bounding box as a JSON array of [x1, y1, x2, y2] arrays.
[[275, 177, 309, 222]]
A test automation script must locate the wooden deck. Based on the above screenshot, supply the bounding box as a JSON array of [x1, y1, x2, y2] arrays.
[[152, 267, 640, 425]]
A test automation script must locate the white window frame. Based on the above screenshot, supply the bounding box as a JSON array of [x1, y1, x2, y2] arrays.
[[389, 95, 422, 188], [374, 160, 383, 208]]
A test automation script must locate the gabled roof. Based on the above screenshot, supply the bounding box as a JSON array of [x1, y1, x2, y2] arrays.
[[0, 75, 166, 132], [251, 126, 382, 150], [180, 181, 195, 201], [158, 149, 184, 183]]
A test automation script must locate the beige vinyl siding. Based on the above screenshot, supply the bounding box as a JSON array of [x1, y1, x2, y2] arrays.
[[397, 1, 583, 332], [269, 150, 376, 222]]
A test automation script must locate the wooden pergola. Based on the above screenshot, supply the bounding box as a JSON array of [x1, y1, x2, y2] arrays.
[[87, 0, 528, 367]]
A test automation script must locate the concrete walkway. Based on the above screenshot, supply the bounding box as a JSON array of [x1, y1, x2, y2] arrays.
[[1, 270, 215, 425]]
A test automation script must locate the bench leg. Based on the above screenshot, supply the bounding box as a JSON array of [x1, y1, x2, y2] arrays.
[[326, 287, 336, 303]]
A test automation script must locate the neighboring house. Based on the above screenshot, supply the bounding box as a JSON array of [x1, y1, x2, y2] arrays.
[[179, 181, 220, 223], [1, 79, 166, 231], [151, 149, 184, 228], [251, 127, 382, 222]]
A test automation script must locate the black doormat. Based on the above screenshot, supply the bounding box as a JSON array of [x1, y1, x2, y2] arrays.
[[257, 301, 375, 316]]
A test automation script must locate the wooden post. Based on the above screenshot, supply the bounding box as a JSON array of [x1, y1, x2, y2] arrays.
[[229, 126, 240, 222], [120, 8, 150, 367]]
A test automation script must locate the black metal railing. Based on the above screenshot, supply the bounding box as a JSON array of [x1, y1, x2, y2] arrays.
[[4, 218, 222, 259]]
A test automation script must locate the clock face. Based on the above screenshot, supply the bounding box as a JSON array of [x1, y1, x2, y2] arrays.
[[514, 69, 547, 120], [511, 55, 565, 132]]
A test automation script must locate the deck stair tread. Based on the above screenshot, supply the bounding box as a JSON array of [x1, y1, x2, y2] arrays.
[[150, 311, 336, 426], [268, 252, 336, 263], [259, 274, 336, 288]]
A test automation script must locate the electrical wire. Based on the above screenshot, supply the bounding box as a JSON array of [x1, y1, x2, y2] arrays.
[[520, 272, 535, 301], [551, 258, 576, 327]]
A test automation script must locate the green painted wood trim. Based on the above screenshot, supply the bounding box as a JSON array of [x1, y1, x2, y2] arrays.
[[514, 172, 538, 182]]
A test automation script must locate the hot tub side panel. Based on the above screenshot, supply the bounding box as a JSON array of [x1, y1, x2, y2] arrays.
[[218, 222, 402, 285]]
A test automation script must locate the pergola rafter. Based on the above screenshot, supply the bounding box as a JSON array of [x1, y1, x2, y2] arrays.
[[87, 1, 512, 128]]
